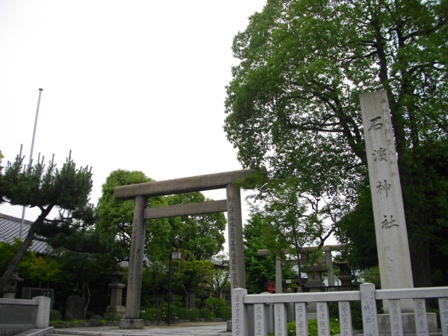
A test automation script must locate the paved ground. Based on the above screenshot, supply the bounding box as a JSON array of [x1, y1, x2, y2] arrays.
[[50, 322, 232, 336]]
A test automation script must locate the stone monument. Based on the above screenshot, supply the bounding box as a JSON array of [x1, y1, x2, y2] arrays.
[[360, 91, 414, 295], [360, 90, 437, 333]]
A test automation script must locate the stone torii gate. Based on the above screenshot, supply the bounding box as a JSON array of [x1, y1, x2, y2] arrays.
[[113, 168, 257, 329]]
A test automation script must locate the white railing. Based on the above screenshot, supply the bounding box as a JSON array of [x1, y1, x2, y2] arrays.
[[232, 284, 448, 336]]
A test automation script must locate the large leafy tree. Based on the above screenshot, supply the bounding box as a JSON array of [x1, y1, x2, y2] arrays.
[[165, 192, 226, 260], [97, 169, 227, 309], [96, 170, 226, 262], [225, 0, 447, 287], [96, 169, 161, 262], [0, 153, 93, 291], [243, 213, 278, 293]]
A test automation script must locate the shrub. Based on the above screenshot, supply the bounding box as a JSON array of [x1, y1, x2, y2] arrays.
[[140, 307, 165, 321], [200, 307, 214, 319], [206, 296, 231, 319], [216, 305, 232, 319], [177, 307, 201, 321], [269, 318, 341, 336]]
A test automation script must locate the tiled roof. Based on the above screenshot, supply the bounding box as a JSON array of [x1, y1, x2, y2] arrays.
[[0, 214, 49, 254]]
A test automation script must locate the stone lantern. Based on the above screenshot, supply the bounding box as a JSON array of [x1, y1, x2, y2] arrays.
[[2, 273, 23, 298], [301, 255, 327, 320], [333, 259, 353, 288], [105, 264, 126, 319]]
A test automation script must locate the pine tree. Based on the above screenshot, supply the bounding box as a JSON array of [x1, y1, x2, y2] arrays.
[[0, 152, 93, 291]]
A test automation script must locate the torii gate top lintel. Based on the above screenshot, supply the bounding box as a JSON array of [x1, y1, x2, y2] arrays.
[[114, 168, 258, 200]]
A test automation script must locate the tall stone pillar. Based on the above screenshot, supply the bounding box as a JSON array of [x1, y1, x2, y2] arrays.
[[361, 92, 438, 333], [360, 91, 414, 311], [119, 195, 147, 329], [226, 183, 246, 289]]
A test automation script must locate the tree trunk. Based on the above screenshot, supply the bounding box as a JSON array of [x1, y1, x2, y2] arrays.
[[83, 280, 91, 319], [410, 241, 432, 287], [0, 206, 53, 291]]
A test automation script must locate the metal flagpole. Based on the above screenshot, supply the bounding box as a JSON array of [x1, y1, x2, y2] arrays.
[[19, 88, 43, 240]]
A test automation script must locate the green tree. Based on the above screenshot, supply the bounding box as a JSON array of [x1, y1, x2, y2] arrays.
[[22, 254, 62, 288], [210, 254, 230, 300], [0, 150, 3, 174], [97, 169, 228, 312], [0, 153, 93, 291], [172, 256, 215, 308], [334, 187, 378, 270], [96, 169, 159, 262], [97, 170, 227, 262], [54, 244, 111, 319], [165, 192, 226, 260], [225, 0, 448, 287], [243, 213, 277, 293], [0, 240, 33, 278], [336, 140, 448, 285]]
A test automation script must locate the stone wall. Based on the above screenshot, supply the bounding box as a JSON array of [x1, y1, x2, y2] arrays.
[[0, 296, 50, 335]]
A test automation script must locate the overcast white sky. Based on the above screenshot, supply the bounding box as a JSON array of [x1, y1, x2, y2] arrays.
[[0, 1, 266, 224]]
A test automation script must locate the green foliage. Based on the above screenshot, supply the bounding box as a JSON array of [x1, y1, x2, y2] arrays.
[[0, 150, 3, 179], [243, 214, 277, 293], [21, 254, 62, 288], [199, 307, 214, 319], [140, 295, 230, 322], [216, 305, 231, 320], [309, 319, 340, 336], [334, 187, 377, 270], [1, 153, 92, 209], [166, 192, 227, 260], [96, 169, 156, 262], [176, 307, 201, 321], [0, 151, 93, 290], [49, 319, 106, 328], [96, 170, 227, 263], [225, 0, 448, 286], [140, 305, 229, 322], [243, 212, 301, 293], [269, 319, 340, 336], [0, 240, 33, 275], [173, 259, 215, 299], [140, 307, 166, 321], [360, 266, 381, 289], [97, 169, 229, 315], [206, 297, 231, 319], [210, 254, 230, 299], [349, 301, 364, 330]]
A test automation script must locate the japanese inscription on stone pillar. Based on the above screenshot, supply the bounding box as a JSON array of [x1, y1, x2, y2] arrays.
[[296, 303, 308, 336], [227, 194, 239, 288], [360, 91, 413, 292], [439, 298, 448, 335]]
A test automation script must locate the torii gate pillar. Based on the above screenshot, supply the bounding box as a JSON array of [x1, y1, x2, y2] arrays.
[[227, 183, 246, 289]]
